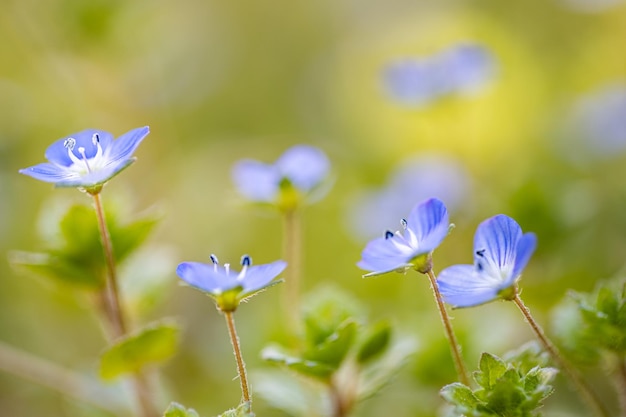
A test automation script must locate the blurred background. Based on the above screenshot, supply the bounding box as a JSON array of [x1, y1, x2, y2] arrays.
[[0, 0, 625, 416]]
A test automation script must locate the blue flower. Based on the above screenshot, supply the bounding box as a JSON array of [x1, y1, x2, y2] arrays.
[[358, 198, 451, 276], [232, 145, 330, 211], [19, 127, 149, 193], [176, 254, 287, 312], [383, 43, 496, 106], [437, 214, 537, 308]]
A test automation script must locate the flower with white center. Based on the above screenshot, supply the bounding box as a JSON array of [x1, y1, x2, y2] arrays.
[[232, 145, 331, 211], [358, 198, 451, 276], [19, 127, 149, 193], [437, 214, 537, 308], [176, 254, 287, 312]]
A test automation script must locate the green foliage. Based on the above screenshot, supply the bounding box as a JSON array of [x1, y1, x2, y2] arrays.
[[163, 402, 200, 417], [100, 319, 179, 380], [572, 280, 626, 354], [216, 402, 255, 417], [259, 287, 416, 416], [356, 320, 392, 365], [10, 202, 160, 289], [441, 347, 557, 417]]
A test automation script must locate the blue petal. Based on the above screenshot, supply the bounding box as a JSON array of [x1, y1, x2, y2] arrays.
[[45, 129, 114, 166], [176, 262, 237, 294], [383, 58, 441, 105], [406, 198, 450, 253], [19, 163, 76, 183], [276, 145, 329, 192], [437, 264, 500, 308], [358, 235, 413, 276], [232, 160, 280, 202], [53, 159, 135, 188], [241, 260, 287, 293], [105, 126, 149, 166], [473, 215, 521, 280], [511, 232, 537, 281]]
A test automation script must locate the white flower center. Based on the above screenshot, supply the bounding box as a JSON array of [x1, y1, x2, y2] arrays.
[[63, 134, 107, 175]]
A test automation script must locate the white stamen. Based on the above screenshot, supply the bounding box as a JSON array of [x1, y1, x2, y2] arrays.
[[63, 138, 76, 150], [77, 147, 92, 173], [224, 263, 231, 276]]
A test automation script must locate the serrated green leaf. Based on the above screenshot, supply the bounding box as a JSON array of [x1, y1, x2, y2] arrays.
[[476, 352, 507, 389], [217, 402, 254, 417], [100, 320, 179, 380], [440, 382, 480, 409], [261, 345, 335, 380], [356, 320, 392, 365], [163, 402, 200, 417]]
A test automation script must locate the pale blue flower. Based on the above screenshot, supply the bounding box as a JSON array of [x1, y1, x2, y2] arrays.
[[176, 254, 286, 311], [383, 43, 496, 106], [437, 215, 537, 308], [232, 145, 330, 209], [358, 198, 450, 276], [19, 127, 149, 192]]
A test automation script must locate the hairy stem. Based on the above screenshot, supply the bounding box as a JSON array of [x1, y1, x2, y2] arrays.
[[91, 193, 158, 417], [426, 270, 470, 386], [0, 340, 123, 415], [224, 311, 251, 406], [282, 208, 302, 334], [512, 293, 610, 417]]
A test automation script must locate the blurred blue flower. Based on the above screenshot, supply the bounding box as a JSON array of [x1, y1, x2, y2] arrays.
[[437, 215, 537, 308], [383, 43, 496, 106], [348, 154, 470, 241], [232, 145, 330, 211], [19, 127, 149, 193], [176, 254, 286, 312], [358, 198, 450, 276], [561, 83, 626, 160]]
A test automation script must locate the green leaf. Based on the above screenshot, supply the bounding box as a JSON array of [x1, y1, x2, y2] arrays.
[[356, 320, 392, 365], [109, 213, 160, 263], [217, 402, 254, 417], [440, 382, 480, 409], [100, 319, 179, 380], [303, 320, 358, 368], [163, 402, 200, 417], [261, 345, 335, 381], [475, 352, 507, 389], [251, 370, 319, 417]]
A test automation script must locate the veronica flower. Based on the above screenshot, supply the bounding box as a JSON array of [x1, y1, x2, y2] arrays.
[[437, 214, 537, 308], [232, 145, 330, 211], [358, 198, 450, 276], [176, 254, 287, 312], [19, 127, 149, 194]]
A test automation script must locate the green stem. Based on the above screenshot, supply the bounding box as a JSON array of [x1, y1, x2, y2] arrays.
[[282, 208, 302, 334], [91, 193, 158, 417], [425, 270, 470, 386], [224, 311, 251, 406], [0, 340, 123, 414], [512, 293, 610, 417]]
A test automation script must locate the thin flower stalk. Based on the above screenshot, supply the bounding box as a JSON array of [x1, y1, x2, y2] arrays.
[[512, 293, 610, 417], [426, 270, 470, 386], [282, 208, 302, 334], [91, 192, 158, 417], [224, 311, 251, 406], [617, 357, 626, 416]]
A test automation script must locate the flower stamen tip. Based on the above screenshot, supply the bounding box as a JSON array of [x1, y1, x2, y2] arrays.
[[384, 230, 395, 239], [240, 255, 251, 266], [63, 137, 76, 150]]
